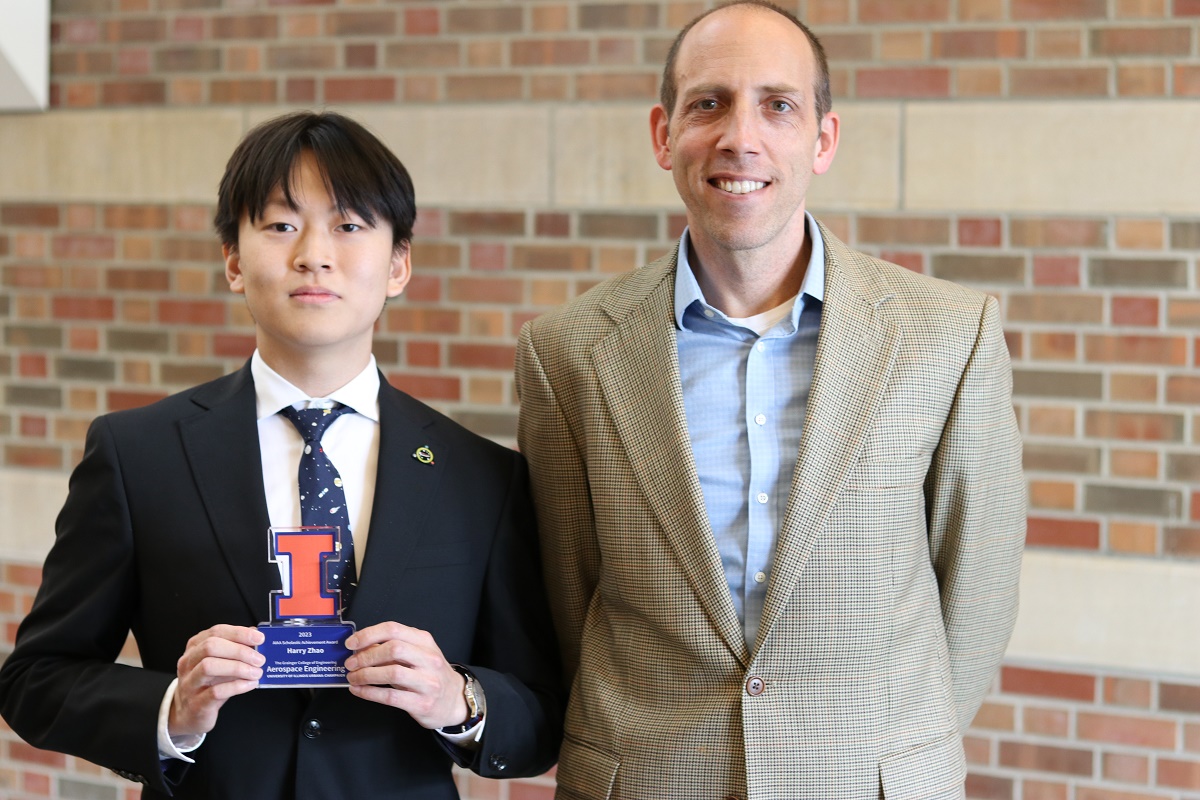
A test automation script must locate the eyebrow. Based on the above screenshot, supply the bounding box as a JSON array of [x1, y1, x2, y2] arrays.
[[681, 82, 807, 100]]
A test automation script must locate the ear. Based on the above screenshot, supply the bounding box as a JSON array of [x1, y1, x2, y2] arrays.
[[812, 110, 840, 176], [223, 243, 245, 295], [650, 104, 673, 172], [386, 242, 413, 299]]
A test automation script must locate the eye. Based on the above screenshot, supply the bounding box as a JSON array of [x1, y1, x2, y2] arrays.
[[695, 98, 718, 111], [770, 100, 793, 113], [268, 222, 295, 233], [337, 223, 363, 233]]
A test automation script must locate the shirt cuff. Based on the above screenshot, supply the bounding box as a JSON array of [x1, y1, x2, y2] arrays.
[[157, 678, 204, 762], [436, 715, 485, 749]]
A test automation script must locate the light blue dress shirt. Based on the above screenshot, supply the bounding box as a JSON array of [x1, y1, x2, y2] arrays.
[[673, 214, 825, 649]]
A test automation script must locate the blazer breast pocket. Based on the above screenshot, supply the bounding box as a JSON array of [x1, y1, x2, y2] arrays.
[[844, 451, 930, 491]]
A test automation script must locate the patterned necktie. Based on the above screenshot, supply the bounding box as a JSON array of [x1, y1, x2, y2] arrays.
[[279, 403, 357, 614]]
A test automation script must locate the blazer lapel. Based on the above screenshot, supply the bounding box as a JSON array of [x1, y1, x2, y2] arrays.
[[592, 253, 749, 666], [347, 378, 446, 624], [755, 226, 901, 654], [179, 363, 278, 622]]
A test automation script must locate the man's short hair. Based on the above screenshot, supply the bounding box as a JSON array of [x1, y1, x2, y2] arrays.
[[214, 111, 416, 250], [659, 0, 832, 124]]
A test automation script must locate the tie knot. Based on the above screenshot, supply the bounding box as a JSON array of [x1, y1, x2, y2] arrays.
[[280, 403, 351, 444]]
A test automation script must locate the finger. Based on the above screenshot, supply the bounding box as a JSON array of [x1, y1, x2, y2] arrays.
[[345, 622, 431, 652], [344, 639, 419, 672], [178, 637, 266, 677]]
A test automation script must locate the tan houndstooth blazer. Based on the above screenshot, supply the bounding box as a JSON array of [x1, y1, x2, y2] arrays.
[[515, 222, 1026, 800]]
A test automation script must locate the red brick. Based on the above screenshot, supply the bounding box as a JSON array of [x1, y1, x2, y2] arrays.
[[387, 307, 461, 334], [53, 234, 115, 260], [268, 45, 336, 70], [1011, 218, 1107, 248], [324, 77, 395, 103], [512, 39, 592, 66], [53, 297, 115, 321], [933, 29, 1025, 58], [509, 784, 556, 800], [1085, 335, 1187, 366], [1118, 64, 1167, 96], [3, 444, 62, 469], [1166, 375, 1200, 404], [1013, 0, 1107, 18], [959, 218, 1002, 247], [578, 3, 661, 29], [107, 18, 167, 43], [5, 563, 42, 587], [1033, 256, 1081, 287], [387, 373, 461, 402], [286, 78, 317, 104], [326, 11, 397, 36], [1011, 67, 1110, 97], [1024, 781, 1069, 800], [447, 6, 523, 34], [536, 213, 570, 238], [4, 265, 62, 289], [1025, 517, 1100, 550], [213, 334, 256, 358], [1092, 26, 1192, 56], [345, 44, 376, 70], [1158, 758, 1200, 789], [1078, 711, 1177, 748], [449, 278, 523, 305], [104, 269, 169, 293], [1176, 64, 1200, 96], [513, 245, 591, 272], [2, 204, 60, 227], [1077, 789, 1172, 800], [998, 742, 1092, 775], [212, 79, 277, 104], [1179, 0, 1200, 13], [449, 343, 516, 370], [158, 300, 226, 326], [1112, 297, 1159, 327], [1002, 665, 1096, 701], [405, 275, 441, 303], [857, 67, 950, 98], [449, 212, 525, 237], [859, 0, 950, 22], [101, 80, 166, 105], [446, 75, 522, 102], [405, 8, 440, 35], [1170, 527, 1200, 556], [18, 354, 48, 378], [576, 73, 658, 100], [103, 205, 169, 230], [1024, 707, 1070, 737], [971, 702, 1016, 731], [1086, 410, 1184, 441], [107, 390, 168, 411], [1102, 752, 1151, 784], [469, 243, 507, 271], [1161, 683, 1200, 714]]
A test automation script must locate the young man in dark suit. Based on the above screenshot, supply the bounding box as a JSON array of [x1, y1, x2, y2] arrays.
[[0, 111, 563, 799]]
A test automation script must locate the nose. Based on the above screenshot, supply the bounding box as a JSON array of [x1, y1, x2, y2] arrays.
[[293, 228, 333, 272], [714, 100, 762, 156]]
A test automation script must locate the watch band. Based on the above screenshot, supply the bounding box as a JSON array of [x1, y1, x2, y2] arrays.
[[440, 664, 486, 734]]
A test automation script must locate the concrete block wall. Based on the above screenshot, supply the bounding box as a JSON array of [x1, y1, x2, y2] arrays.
[[1, 1, 1198, 798]]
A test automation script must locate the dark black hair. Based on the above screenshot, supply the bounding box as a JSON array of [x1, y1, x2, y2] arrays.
[[659, 0, 831, 123], [214, 111, 415, 250]]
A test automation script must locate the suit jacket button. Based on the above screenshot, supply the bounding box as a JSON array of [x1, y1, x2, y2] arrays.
[[489, 754, 508, 771], [745, 676, 765, 696], [303, 718, 322, 738]]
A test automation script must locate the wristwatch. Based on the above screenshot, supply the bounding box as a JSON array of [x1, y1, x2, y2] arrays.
[[441, 664, 486, 734]]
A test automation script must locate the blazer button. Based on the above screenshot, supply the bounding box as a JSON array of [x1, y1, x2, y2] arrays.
[[489, 754, 508, 772], [745, 676, 765, 696], [303, 718, 322, 738]]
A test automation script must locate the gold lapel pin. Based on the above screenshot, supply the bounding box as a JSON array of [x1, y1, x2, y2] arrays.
[[413, 446, 435, 465]]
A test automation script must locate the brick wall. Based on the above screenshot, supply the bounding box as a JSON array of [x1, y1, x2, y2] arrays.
[[1, 1, 1199, 798]]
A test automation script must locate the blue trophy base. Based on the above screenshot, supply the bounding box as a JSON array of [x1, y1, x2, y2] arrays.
[[256, 620, 356, 688]]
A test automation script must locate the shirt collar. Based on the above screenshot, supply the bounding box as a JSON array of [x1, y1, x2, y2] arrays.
[[673, 211, 826, 331], [251, 350, 381, 423]]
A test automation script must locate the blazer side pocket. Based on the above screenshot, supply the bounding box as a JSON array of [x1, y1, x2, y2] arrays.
[[555, 734, 619, 800], [879, 731, 966, 800]]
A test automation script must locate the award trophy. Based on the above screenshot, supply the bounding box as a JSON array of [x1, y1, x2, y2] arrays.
[[256, 526, 355, 688]]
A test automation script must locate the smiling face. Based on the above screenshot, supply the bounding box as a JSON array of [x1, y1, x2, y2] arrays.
[[651, 4, 839, 260], [225, 150, 410, 375]]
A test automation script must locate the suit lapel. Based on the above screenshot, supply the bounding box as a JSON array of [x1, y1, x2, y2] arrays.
[[755, 227, 901, 654], [179, 364, 278, 622], [592, 254, 749, 666], [348, 378, 445, 624]]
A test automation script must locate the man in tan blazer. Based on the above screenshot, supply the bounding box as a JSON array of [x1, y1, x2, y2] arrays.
[[516, 2, 1026, 798]]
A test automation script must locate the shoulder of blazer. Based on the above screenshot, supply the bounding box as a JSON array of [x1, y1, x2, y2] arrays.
[[817, 217, 992, 323], [102, 361, 255, 434]]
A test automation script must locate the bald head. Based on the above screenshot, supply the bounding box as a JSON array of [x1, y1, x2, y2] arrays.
[[659, 0, 832, 124]]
